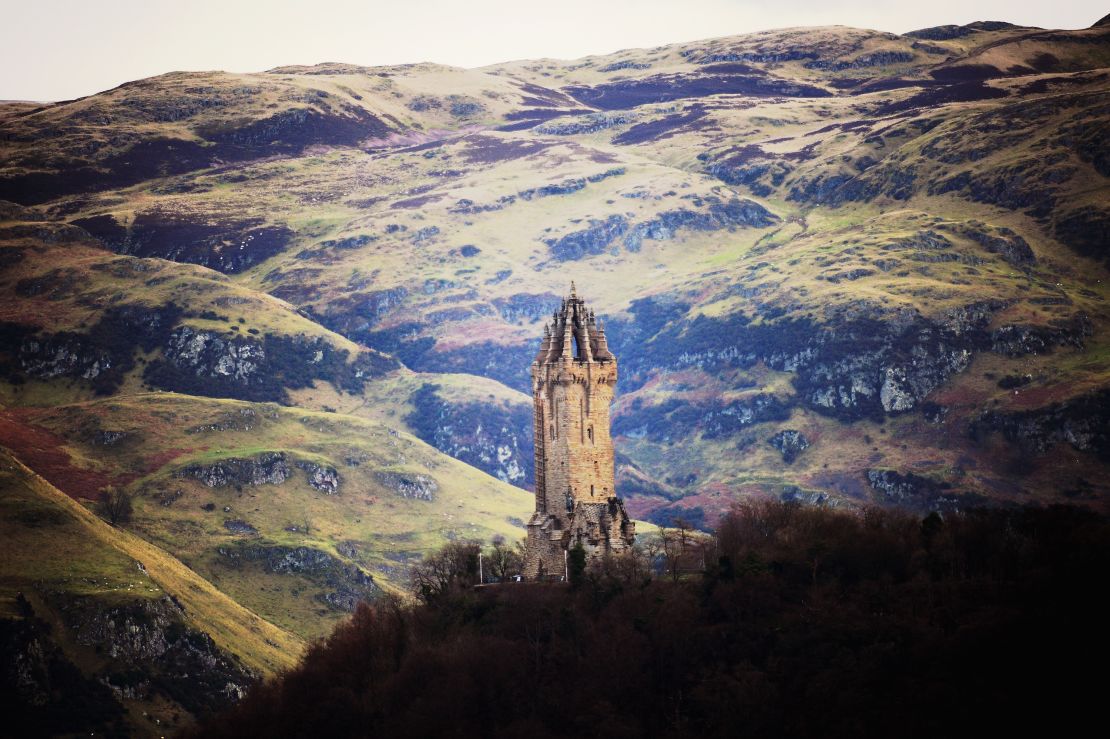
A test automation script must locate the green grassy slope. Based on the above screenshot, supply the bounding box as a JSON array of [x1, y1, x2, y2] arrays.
[[3, 392, 532, 637], [0, 445, 302, 734]]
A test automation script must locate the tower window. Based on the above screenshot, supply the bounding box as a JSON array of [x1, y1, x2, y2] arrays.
[[587, 427, 593, 443], [550, 425, 555, 440]]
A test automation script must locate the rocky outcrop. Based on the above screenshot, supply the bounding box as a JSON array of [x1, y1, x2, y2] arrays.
[[613, 393, 791, 442], [319, 287, 410, 337], [702, 395, 793, 438], [598, 60, 653, 72], [404, 383, 532, 487], [144, 327, 397, 403], [958, 224, 1036, 266], [186, 406, 277, 434], [176, 452, 291, 488], [565, 72, 830, 110], [216, 544, 377, 612], [989, 318, 1091, 356], [780, 486, 834, 506], [805, 50, 915, 70], [866, 469, 955, 509], [518, 178, 587, 200], [769, 430, 809, 463], [15, 333, 115, 383], [160, 327, 266, 387], [535, 112, 638, 135], [175, 453, 342, 493], [2, 609, 123, 733], [74, 211, 295, 274], [224, 519, 259, 535], [608, 296, 1090, 423], [59, 595, 254, 715], [493, 292, 560, 324], [515, 168, 625, 201], [971, 389, 1110, 462], [374, 470, 439, 501], [296, 461, 341, 494], [1, 303, 182, 395], [547, 197, 776, 260], [547, 214, 629, 260], [623, 198, 777, 251]]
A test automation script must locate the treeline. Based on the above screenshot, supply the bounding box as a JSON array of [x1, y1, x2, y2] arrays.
[[195, 502, 1110, 738]]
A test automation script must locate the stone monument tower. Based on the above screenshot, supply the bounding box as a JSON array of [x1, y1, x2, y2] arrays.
[[523, 283, 635, 580]]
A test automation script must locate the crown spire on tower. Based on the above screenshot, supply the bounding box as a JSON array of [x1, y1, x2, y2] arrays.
[[536, 283, 614, 365]]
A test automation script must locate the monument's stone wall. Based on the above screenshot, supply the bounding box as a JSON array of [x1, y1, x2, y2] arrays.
[[523, 284, 635, 579]]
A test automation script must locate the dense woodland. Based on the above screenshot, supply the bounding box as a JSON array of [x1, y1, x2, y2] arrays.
[[198, 501, 1110, 738]]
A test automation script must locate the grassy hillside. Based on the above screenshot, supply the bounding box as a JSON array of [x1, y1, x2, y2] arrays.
[[1, 392, 532, 636], [0, 446, 302, 735]]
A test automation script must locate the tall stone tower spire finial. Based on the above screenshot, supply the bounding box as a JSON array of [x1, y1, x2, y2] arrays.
[[523, 287, 635, 580]]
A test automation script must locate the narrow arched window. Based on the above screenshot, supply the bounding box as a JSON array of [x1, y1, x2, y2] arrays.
[[550, 425, 555, 440], [587, 427, 593, 443]]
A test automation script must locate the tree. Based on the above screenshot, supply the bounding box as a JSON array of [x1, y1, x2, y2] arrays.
[[410, 541, 480, 604], [567, 542, 587, 586], [660, 517, 694, 582], [487, 535, 523, 581], [96, 486, 133, 526]]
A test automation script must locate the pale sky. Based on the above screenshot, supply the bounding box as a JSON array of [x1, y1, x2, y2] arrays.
[[2, 0, 1105, 101]]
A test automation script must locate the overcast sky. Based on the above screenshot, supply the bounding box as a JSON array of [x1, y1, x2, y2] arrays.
[[2, 0, 1105, 101]]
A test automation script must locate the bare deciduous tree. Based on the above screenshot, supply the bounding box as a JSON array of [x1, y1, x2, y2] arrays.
[[410, 541, 480, 604], [660, 517, 694, 582], [487, 535, 523, 581], [96, 486, 133, 526]]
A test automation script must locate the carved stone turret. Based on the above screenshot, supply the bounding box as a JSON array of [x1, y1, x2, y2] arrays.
[[523, 284, 635, 580]]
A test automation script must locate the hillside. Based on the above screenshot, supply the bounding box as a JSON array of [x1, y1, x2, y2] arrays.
[[2, 392, 532, 636], [0, 447, 302, 736], [2, 16, 1108, 524], [2, 15, 1110, 732]]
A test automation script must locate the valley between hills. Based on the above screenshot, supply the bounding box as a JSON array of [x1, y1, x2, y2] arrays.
[[2, 15, 1109, 734]]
